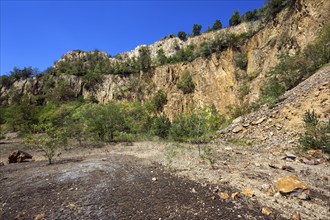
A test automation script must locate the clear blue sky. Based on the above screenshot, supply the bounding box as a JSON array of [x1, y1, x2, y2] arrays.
[[0, 0, 266, 75]]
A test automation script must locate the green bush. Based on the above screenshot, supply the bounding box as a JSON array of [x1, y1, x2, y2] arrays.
[[199, 42, 212, 58], [170, 107, 223, 143], [178, 31, 187, 41], [192, 24, 202, 36], [229, 10, 241, 26], [299, 110, 330, 153], [212, 19, 222, 30], [150, 90, 167, 113], [157, 49, 167, 65], [238, 82, 249, 100], [177, 72, 195, 94], [151, 115, 171, 139], [234, 53, 248, 70]]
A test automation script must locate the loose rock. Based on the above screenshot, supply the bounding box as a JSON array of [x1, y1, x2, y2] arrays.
[[232, 125, 244, 133], [8, 150, 33, 163], [261, 207, 272, 216], [219, 192, 229, 200], [292, 211, 300, 220], [242, 188, 254, 197], [275, 176, 310, 199]]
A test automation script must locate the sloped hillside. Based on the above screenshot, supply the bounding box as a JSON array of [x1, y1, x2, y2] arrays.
[[218, 63, 330, 147]]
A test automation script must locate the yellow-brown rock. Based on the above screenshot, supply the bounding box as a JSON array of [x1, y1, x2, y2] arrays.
[[275, 176, 309, 194], [261, 207, 272, 216], [219, 192, 229, 200], [242, 188, 255, 197]]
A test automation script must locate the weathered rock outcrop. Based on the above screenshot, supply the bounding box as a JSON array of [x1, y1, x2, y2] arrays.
[[1, 0, 329, 120]]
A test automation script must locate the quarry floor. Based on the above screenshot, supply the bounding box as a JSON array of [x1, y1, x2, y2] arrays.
[[0, 138, 329, 220]]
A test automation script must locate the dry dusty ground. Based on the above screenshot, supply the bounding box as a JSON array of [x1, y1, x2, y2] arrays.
[[0, 137, 329, 220]]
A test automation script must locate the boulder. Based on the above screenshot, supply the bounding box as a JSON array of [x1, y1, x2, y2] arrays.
[[8, 150, 33, 163]]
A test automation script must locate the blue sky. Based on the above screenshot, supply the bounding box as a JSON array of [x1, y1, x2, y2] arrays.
[[0, 0, 266, 75]]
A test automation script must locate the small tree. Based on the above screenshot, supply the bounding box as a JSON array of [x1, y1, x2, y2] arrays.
[[192, 24, 202, 36], [212, 19, 222, 30], [177, 31, 187, 41], [24, 126, 68, 164], [229, 10, 241, 26]]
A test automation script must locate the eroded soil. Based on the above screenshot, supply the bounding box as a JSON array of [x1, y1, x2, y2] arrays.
[[0, 139, 278, 220], [1, 138, 329, 219]]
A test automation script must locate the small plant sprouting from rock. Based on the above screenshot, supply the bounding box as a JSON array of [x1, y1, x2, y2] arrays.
[[200, 145, 216, 169], [299, 110, 330, 153], [177, 72, 195, 94]]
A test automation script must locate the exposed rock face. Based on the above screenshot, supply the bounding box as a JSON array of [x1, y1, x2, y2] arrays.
[[1, 0, 329, 120]]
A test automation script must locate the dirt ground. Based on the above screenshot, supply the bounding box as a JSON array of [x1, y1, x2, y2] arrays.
[[0, 137, 329, 220]]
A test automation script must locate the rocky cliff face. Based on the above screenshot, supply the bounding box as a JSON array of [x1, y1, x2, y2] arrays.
[[1, 0, 329, 120]]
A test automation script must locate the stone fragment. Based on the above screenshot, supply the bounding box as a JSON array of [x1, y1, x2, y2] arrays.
[[152, 177, 157, 181], [285, 152, 297, 160], [231, 192, 240, 200], [299, 157, 321, 165], [275, 176, 309, 196], [268, 164, 280, 169], [219, 179, 229, 184], [281, 165, 295, 172], [191, 188, 197, 193], [242, 188, 254, 197], [34, 213, 45, 220], [232, 125, 244, 133], [261, 207, 272, 216], [242, 123, 250, 128], [307, 149, 322, 158], [292, 211, 300, 220], [252, 117, 266, 125], [219, 192, 229, 200], [232, 116, 243, 124]]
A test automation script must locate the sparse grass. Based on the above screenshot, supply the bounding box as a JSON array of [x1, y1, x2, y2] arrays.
[[200, 145, 216, 169]]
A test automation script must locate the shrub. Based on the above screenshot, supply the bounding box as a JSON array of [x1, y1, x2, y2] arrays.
[[238, 82, 249, 100], [192, 24, 202, 36], [299, 110, 330, 153], [199, 42, 212, 58], [0, 75, 14, 88], [234, 53, 248, 70], [177, 72, 195, 94], [170, 107, 223, 143], [178, 31, 187, 41], [150, 90, 167, 113], [151, 115, 171, 139], [157, 49, 167, 65]]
